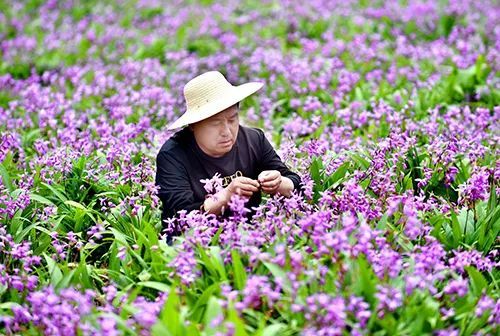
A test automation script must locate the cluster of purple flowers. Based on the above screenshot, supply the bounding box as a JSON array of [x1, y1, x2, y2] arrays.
[[0, 225, 40, 292], [2, 284, 167, 336]]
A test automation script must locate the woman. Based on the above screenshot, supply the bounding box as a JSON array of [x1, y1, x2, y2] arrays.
[[155, 71, 302, 241]]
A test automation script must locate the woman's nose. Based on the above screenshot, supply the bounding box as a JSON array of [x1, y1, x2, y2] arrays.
[[221, 122, 231, 136]]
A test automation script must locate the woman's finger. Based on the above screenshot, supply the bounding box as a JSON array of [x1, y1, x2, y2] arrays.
[[239, 182, 259, 192], [260, 181, 278, 188], [260, 178, 281, 188], [238, 189, 253, 197], [233, 185, 257, 196], [260, 171, 281, 183], [242, 178, 260, 188], [258, 171, 272, 182], [261, 187, 277, 194], [241, 187, 258, 194]]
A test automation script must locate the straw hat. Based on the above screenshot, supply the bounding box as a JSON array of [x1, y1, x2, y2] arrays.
[[167, 71, 263, 130]]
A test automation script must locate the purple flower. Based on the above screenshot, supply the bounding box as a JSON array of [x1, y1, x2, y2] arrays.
[[448, 250, 494, 274], [237, 275, 281, 311], [347, 296, 371, 328], [443, 278, 469, 298], [475, 295, 495, 317], [201, 172, 224, 194], [301, 293, 346, 334], [376, 285, 403, 317], [228, 194, 251, 219], [99, 316, 119, 336], [458, 168, 491, 205]]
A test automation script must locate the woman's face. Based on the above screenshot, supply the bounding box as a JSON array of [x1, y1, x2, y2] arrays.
[[191, 104, 239, 158]]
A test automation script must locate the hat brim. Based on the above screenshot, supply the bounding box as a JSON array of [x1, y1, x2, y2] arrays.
[[167, 81, 263, 130]]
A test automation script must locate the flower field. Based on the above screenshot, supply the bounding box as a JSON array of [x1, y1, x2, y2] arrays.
[[0, 0, 499, 335]]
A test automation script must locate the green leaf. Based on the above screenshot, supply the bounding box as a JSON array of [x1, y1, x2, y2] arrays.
[[458, 208, 475, 241], [21, 128, 41, 149], [41, 182, 68, 202], [326, 161, 350, 190], [0, 163, 13, 192], [309, 157, 323, 184], [377, 214, 389, 230], [450, 211, 463, 246], [438, 15, 456, 37], [189, 283, 220, 323], [487, 183, 497, 213], [261, 323, 287, 336], [330, 161, 350, 183], [64, 200, 88, 211], [263, 262, 291, 293], [151, 322, 172, 336], [231, 249, 247, 290], [137, 281, 170, 293], [209, 246, 228, 281], [43, 253, 63, 286], [210, 225, 224, 246], [56, 269, 75, 289], [109, 228, 148, 269], [429, 212, 451, 248], [74, 253, 93, 289], [160, 285, 181, 335], [350, 152, 371, 170], [353, 255, 377, 305], [463, 311, 491, 335], [29, 193, 56, 206], [0, 302, 22, 310], [227, 303, 249, 336], [12, 216, 35, 242], [198, 245, 219, 279], [204, 296, 223, 336], [466, 266, 488, 296]]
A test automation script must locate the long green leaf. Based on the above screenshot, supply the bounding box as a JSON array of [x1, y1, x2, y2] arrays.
[[161, 285, 182, 335], [328, 161, 350, 186], [29, 193, 56, 206], [43, 253, 63, 286], [450, 211, 462, 246], [261, 323, 287, 336], [137, 281, 170, 293], [466, 266, 488, 296], [203, 296, 223, 336], [353, 255, 376, 305], [189, 283, 220, 323], [0, 163, 13, 192], [227, 303, 249, 336], [231, 249, 247, 291], [41, 182, 68, 202], [209, 246, 228, 281], [263, 262, 291, 293]]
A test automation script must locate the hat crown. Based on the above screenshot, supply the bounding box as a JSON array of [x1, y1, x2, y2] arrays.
[[183, 71, 234, 111]]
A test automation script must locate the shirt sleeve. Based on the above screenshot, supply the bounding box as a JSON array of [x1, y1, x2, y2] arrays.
[[257, 129, 303, 194], [155, 151, 204, 220]]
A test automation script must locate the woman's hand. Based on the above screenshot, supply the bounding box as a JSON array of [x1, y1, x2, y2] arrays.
[[258, 170, 282, 194], [226, 176, 260, 199], [258, 170, 295, 197], [203, 176, 259, 215]]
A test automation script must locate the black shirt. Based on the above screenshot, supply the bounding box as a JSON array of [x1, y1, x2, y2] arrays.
[[155, 125, 301, 227]]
